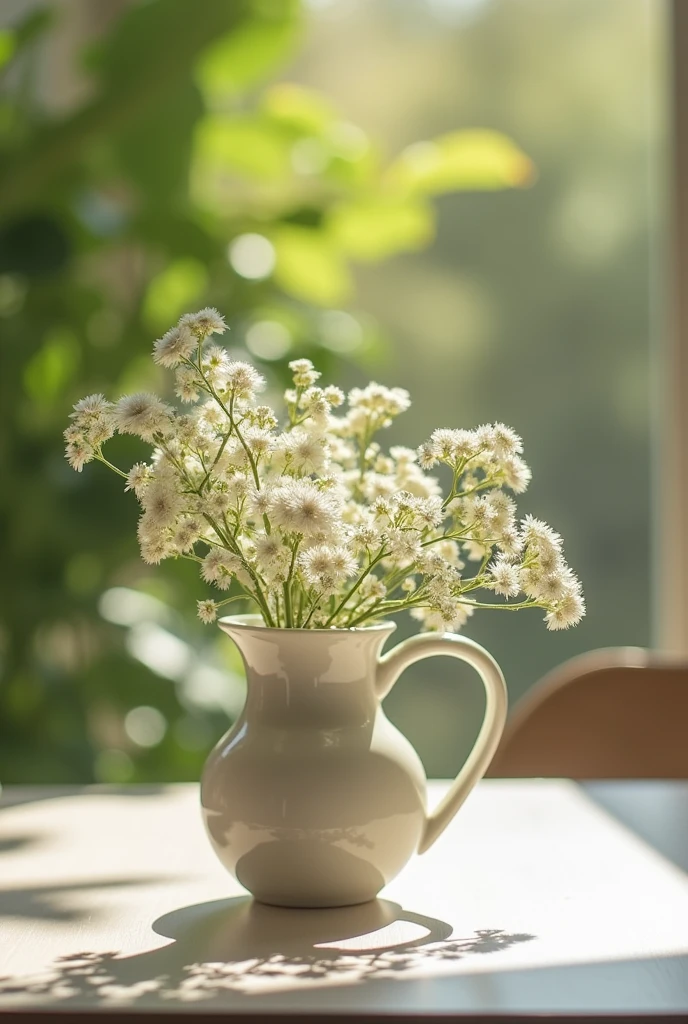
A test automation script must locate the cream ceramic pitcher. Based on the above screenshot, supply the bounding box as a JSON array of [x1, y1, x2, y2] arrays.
[[201, 615, 507, 908]]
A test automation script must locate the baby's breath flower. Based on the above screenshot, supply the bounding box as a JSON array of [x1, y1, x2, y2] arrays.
[[489, 557, 521, 598], [252, 406, 279, 430], [502, 456, 532, 494], [521, 515, 563, 555], [203, 344, 228, 372], [300, 544, 357, 594], [125, 463, 151, 498], [225, 362, 265, 401], [174, 517, 203, 553], [202, 549, 240, 590], [352, 522, 380, 550], [385, 527, 422, 564], [417, 442, 438, 470], [243, 427, 274, 462], [254, 534, 286, 562], [174, 366, 200, 403], [324, 385, 345, 407], [283, 430, 329, 475], [71, 393, 111, 421], [289, 358, 320, 388], [197, 599, 219, 623], [498, 527, 523, 559], [67, 394, 116, 448], [141, 474, 183, 527], [429, 428, 461, 462], [246, 486, 273, 519], [358, 574, 386, 600], [300, 387, 331, 426], [153, 324, 196, 368], [115, 393, 172, 442], [137, 523, 174, 565], [268, 479, 341, 539], [180, 307, 227, 337], [545, 590, 586, 630], [65, 440, 94, 472], [66, 307, 584, 635], [492, 422, 523, 460]]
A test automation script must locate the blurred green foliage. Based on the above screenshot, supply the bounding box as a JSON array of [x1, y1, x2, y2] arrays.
[[0, 0, 532, 783]]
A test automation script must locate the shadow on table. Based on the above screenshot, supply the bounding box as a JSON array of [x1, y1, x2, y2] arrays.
[[0, 785, 167, 811], [0, 876, 163, 924], [0, 896, 535, 1008], [0, 835, 37, 856]]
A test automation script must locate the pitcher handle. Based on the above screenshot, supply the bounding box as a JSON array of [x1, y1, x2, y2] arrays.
[[376, 632, 508, 855]]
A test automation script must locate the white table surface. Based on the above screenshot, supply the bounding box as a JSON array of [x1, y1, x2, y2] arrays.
[[1, 779, 688, 1020]]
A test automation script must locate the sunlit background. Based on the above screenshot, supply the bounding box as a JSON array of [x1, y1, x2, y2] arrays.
[[0, 0, 662, 782]]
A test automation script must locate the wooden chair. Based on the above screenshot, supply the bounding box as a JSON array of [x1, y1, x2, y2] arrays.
[[487, 648, 688, 779]]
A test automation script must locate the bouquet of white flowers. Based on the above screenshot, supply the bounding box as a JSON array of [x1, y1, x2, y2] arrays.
[[65, 308, 585, 632]]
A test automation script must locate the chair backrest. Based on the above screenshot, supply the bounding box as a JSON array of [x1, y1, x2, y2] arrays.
[[487, 648, 688, 779]]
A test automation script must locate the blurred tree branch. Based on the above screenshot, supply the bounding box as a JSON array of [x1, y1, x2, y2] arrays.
[[0, 0, 251, 219]]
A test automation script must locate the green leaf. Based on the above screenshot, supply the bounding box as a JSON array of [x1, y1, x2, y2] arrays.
[[193, 114, 291, 182], [23, 328, 80, 402], [0, 7, 53, 70], [0, 31, 16, 70], [387, 130, 535, 194], [143, 258, 208, 331], [196, 1, 301, 100], [272, 226, 351, 306], [328, 196, 435, 261], [261, 83, 337, 134]]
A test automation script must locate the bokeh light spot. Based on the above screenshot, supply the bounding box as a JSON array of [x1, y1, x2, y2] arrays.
[[125, 706, 167, 748], [228, 234, 276, 280], [246, 320, 292, 360]]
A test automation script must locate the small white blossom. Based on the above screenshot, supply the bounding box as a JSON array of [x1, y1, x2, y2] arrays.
[[115, 393, 172, 441], [300, 544, 357, 594], [153, 324, 197, 368], [174, 517, 203, 553], [125, 463, 151, 498], [174, 366, 201, 403], [289, 358, 320, 388], [489, 557, 521, 598], [180, 307, 227, 336], [197, 599, 219, 623], [323, 385, 345, 407], [70, 393, 112, 421], [225, 362, 265, 401], [65, 440, 94, 472], [268, 479, 341, 539], [201, 548, 241, 590], [282, 430, 329, 475], [545, 590, 586, 630], [502, 456, 532, 494]]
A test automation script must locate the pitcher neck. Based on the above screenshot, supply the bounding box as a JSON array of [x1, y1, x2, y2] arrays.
[[221, 621, 395, 726]]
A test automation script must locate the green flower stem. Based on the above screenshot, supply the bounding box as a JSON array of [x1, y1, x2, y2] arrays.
[[283, 539, 301, 628], [346, 595, 416, 628], [324, 547, 387, 627], [95, 453, 127, 479], [192, 362, 261, 492], [198, 428, 232, 493], [456, 599, 542, 612], [214, 593, 257, 610], [202, 512, 275, 628], [301, 593, 322, 628]]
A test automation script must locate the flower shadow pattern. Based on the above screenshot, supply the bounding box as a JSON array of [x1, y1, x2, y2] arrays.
[[0, 896, 535, 1010]]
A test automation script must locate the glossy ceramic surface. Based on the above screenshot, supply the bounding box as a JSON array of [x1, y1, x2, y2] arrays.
[[200, 615, 507, 908]]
